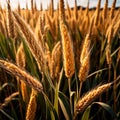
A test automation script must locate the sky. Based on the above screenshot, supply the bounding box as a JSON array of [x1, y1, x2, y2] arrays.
[[0, 0, 120, 10]]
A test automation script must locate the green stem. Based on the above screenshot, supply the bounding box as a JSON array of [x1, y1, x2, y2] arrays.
[[68, 78, 73, 116], [54, 83, 58, 115], [75, 70, 79, 100], [113, 68, 117, 112], [79, 82, 83, 98], [0, 109, 14, 120], [106, 65, 111, 102]]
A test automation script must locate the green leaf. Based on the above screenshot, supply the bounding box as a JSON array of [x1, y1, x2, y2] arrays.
[[81, 105, 91, 120], [43, 92, 58, 120], [58, 92, 72, 120], [93, 102, 117, 119], [54, 83, 59, 115], [87, 68, 108, 78], [47, 31, 54, 52], [0, 109, 14, 120], [23, 40, 39, 78], [0, 83, 14, 91], [0, 33, 16, 60], [0, 34, 7, 58], [5, 38, 16, 61]]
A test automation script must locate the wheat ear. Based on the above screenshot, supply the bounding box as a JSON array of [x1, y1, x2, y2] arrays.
[[0, 11, 8, 37], [94, 0, 101, 26], [0, 4, 3, 13], [74, 82, 112, 115], [16, 43, 25, 68], [80, 34, 91, 64], [78, 52, 90, 82], [16, 43, 29, 103], [106, 44, 112, 67], [85, 0, 89, 16], [50, 0, 54, 17], [0, 92, 19, 109], [40, 2, 43, 11], [0, 59, 43, 92], [26, 89, 37, 120], [78, 14, 95, 82], [0, 20, 6, 36], [60, 20, 75, 78], [113, 20, 120, 37], [103, 0, 108, 20], [31, 0, 34, 14], [59, 0, 65, 20], [18, 1, 21, 15], [7, 0, 15, 38], [66, 1, 71, 18], [50, 41, 62, 80], [106, 24, 113, 45], [74, 0, 78, 20], [110, 0, 116, 19], [12, 11, 45, 72], [34, 0, 37, 12]]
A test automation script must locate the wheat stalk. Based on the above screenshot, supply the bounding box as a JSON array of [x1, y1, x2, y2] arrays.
[[0, 59, 43, 92], [117, 49, 120, 63], [7, 0, 15, 38], [0, 92, 19, 109]]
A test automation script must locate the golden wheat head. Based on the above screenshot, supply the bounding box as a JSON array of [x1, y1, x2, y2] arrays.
[[16, 43, 29, 103], [60, 20, 75, 78], [75, 82, 112, 115], [0, 92, 19, 109], [50, 41, 62, 80], [59, 0, 65, 20], [12, 11, 45, 72], [7, 0, 15, 38], [26, 89, 37, 120], [0, 59, 43, 92]]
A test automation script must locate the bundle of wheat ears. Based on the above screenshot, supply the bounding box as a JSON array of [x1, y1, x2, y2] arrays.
[[0, 0, 120, 119]]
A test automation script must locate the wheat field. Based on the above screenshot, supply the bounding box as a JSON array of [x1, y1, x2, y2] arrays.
[[0, 0, 120, 120]]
